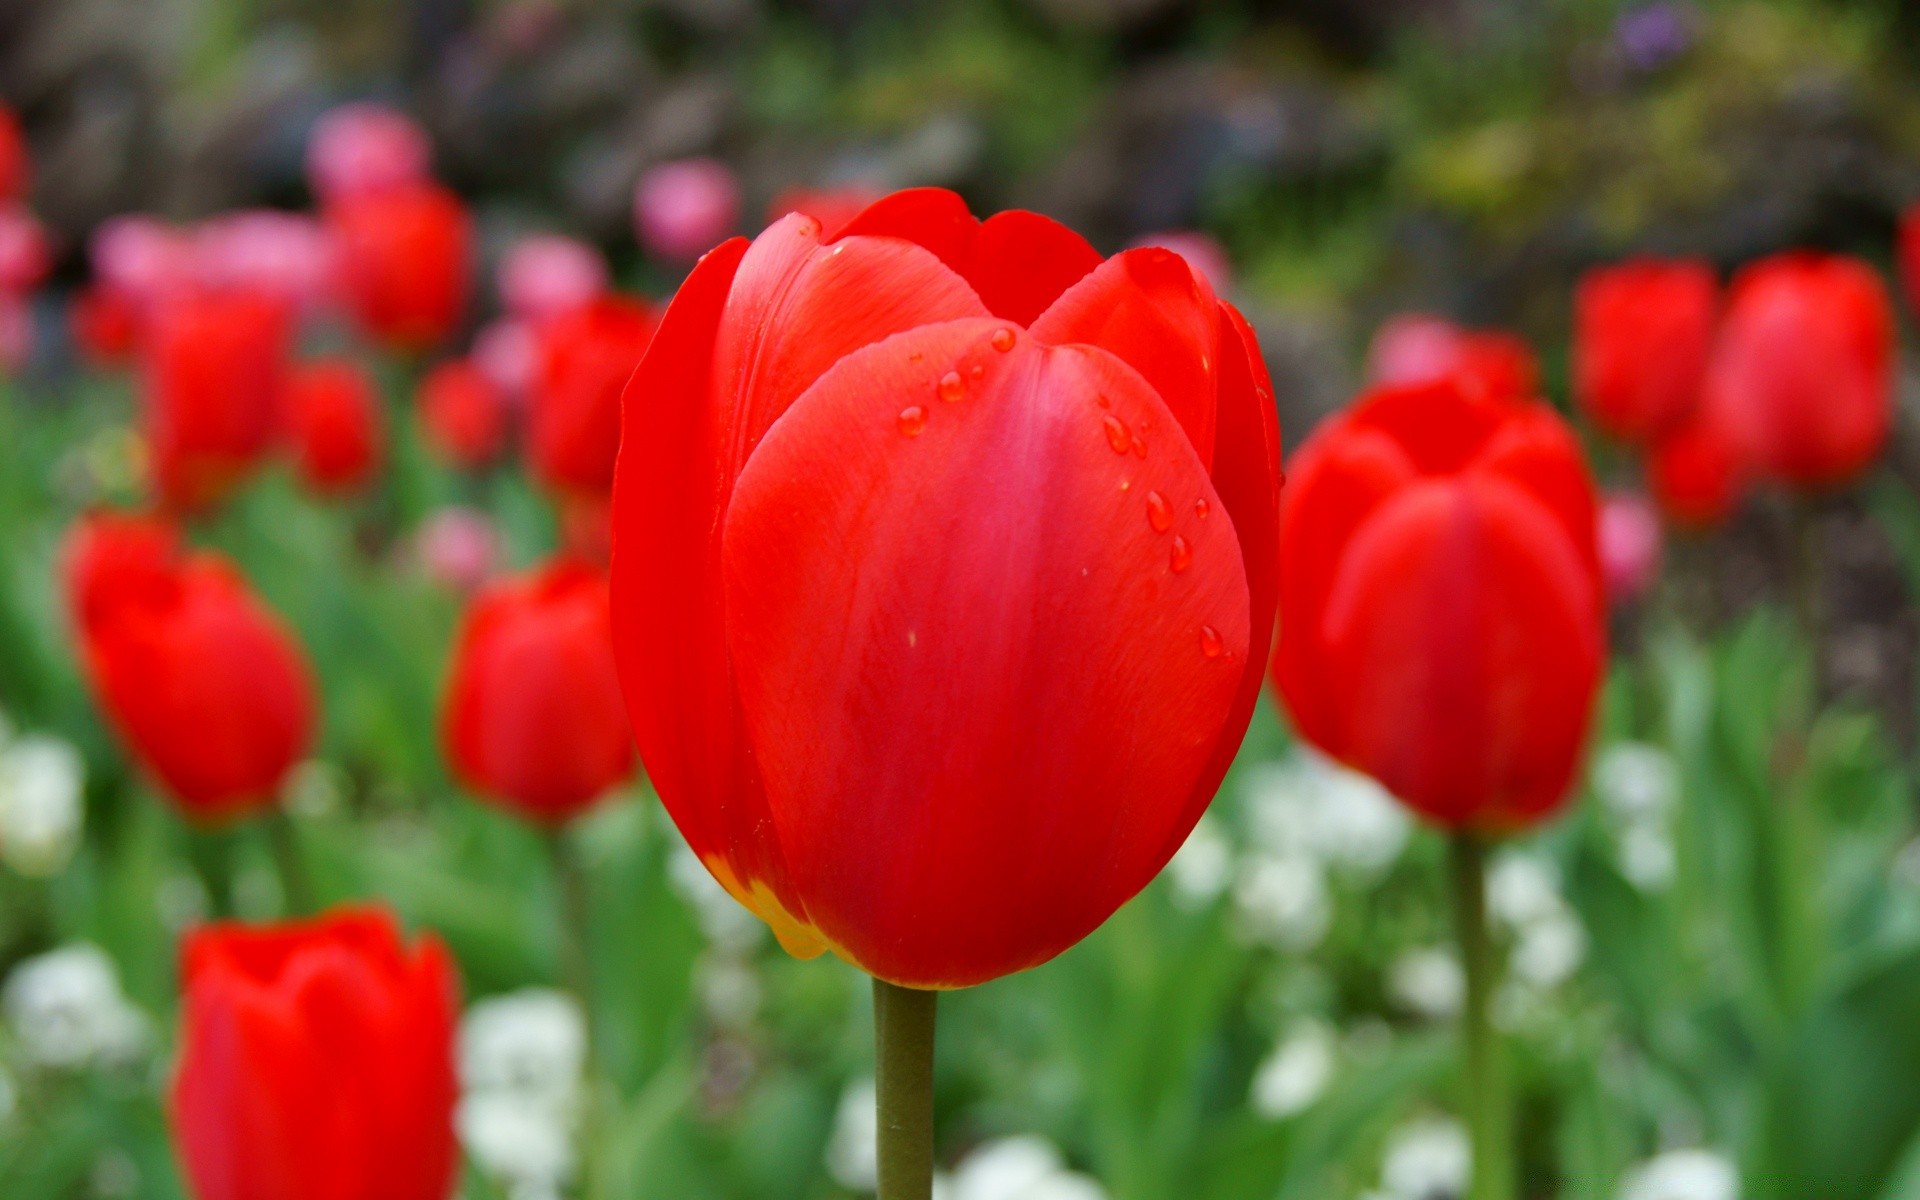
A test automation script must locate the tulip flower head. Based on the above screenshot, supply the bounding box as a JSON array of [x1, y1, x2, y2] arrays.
[[0, 203, 50, 294], [530, 294, 653, 497], [1597, 491, 1664, 605], [0, 105, 27, 203], [1366, 314, 1538, 404], [633, 157, 741, 263], [171, 907, 459, 1200], [1274, 375, 1604, 831], [1702, 251, 1893, 490], [443, 558, 632, 824], [412, 506, 501, 592], [64, 513, 315, 823], [419, 358, 510, 469], [306, 103, 432, 203], [498, 233, 608, 321], [1647, 399, 1748, 529], [1574, 258, 1716, 443], [1901, 202, 1920, 320], [610, 187, 1281, 988], [192, 210, 336, 314], [284, 357, 385, 496], [71, 283, 142, 366], [328, 183, 472, 353]]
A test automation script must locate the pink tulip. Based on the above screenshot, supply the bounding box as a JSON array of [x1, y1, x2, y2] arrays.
[[90, 216, 195, 307], [0, 204, 50, 294], [1597, 492, 1665, 605], [193, 210, 336, 312], [632, 158, 740, 263], [306, 103, 432, 203], [413, 507, 501, 592], [498, 234, 607, 321], [1366, 313, 1471, 387]]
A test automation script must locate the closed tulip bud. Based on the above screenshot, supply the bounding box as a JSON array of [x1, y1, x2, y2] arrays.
[[0, 203, 50, 293], [1901, 203, 1920, 320], [1597, 491, 1664, 604], [1703, 251, 1893, 489], [141, 287, 294, 513], [1274, 376, 1604, 831], [530, 294, 653, 497], [610, 188, 1281, 988], [498, 233, 608, 321], [418, 358, 509, 469], [284, 358, 384, 496], [443, 559, 632, 824], [0, 105, 27, 203], [191, 210, 336, 314], [633, 158, 740, 263], [65, 513, 315, 823], [328, 183, 472, 353], [71, 283, 143, 366], [1574, 258, 1716, 443], [91, 215, 194, 308], [170, 907, 459, 1200], [305, 103, 432, 203], [1647, 400, 1748, 529]]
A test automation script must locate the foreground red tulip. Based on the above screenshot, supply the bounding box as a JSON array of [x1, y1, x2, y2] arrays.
[[443, 559, 632, 824], [65, 513, 315, 823], [1274, 375, 1603, 830], [171, 906, 458, 1200], [530, 294, 653, 496], [418, 358, 509, 469], [1574, 258, 1716, 443], [328, 183, 472, 353], [611, 187, 1281, 988], [284, 357, 384, 496], [142, 287, 294, 513], [1703, 251, 1893, 489]]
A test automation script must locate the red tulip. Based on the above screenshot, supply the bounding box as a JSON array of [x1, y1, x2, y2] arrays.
[[0, 105, 27, 203], [529, 294, 653, 496], [1274, 375, 1603, 831], [171, 906, 459, 1200], [610, 187, 1281, 988], [284, 358, 384, 496], [418, 358, 509, 469], [64, 513, 315, 823], [1647, 400, 1748, 528], [443, 559, 632, 824], [71, 283, 143, 366], [141, 287, 294, 513], [1901, 203, 1920, 320], [0, 203, 50, 293], [328, 183, 471, 353], [1574, 258, 1716, 443], [1703, 251, 1893, 489]]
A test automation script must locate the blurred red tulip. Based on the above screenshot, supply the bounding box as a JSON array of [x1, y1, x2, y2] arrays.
[[444, 558, 632, 824], [328, 183, 471, 353], [1704, 251, 1893, 489], [1274, 376, 1603, 831], [306, 103, 432, 203], [1901, 203, 1920, 320], [765, 184, 884, 239], [1574, 258, 1716, 443], [610, 187, 1281, 987], [171, 906, 459, 1200], [141, 287, 294, 513], [1367, 313, 1538, 403], [64, 512, 315, 823], [530, 294, 653, 496], [284, 358, 384, 496], [71, 283, 142, 366], [418, 358, 509, 469], [498, 233, 607, 321], [1597, 491, 1664, 604], [0, 105, 27, 203], [1647, 400, 1748, 529], [0, 203, 50, 294], [634, 157, 740, 262]]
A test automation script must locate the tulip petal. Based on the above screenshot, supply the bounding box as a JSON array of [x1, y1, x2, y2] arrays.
[[722, 319, 1250, 987], [833, 187, 1102, 326], [1030, 246, 1223, 467], [1473, 402, 1602, 587]]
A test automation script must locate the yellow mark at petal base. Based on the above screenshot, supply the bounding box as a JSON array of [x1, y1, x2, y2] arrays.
[[701, 854, 829, 959]]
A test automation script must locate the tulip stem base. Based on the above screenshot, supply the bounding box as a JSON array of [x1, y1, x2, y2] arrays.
[[1450, 830, 1514, 1200], [873, 978, 937, 1200]]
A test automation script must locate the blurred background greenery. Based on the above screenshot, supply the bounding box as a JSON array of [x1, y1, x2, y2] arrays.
[[4, 1, 1920, 1197]]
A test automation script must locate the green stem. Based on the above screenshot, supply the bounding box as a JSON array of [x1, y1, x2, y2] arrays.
[[873, 978, 938, 1200], [1789, 501, 1822, 656], [186, 825, 236, 918], [1450, 831, 1513, 1200], [266, 810, 316, 916], [544, 830, 599, 1196]]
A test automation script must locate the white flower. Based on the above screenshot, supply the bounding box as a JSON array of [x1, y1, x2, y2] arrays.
[[1388, 948, 1464, 1020], [0, 734, 84, 877], [1232, 853, 1330, 952], [948, 1137, 1106, 1200], [1592, 743, 1679, 823], [1487, 854, 1564, 929], [826, 1077, 878, 1191], [1165, 817, 1232, 910], [458, 989, 586, 1196], [1378, 1116, 1471, 1200], [1510, 911, 1587, 990], [1243, 750, 1409, 877], [1250, 1019, 1336, 1119], [1486, 853, 1586, 992], [668, 843, 768, 953], [2, 944, 147, 1069], [1618, 824, 1677, 892], [1617, 1148, 1738, 1200]]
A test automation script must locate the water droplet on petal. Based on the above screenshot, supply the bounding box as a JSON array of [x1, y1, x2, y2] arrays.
[[1194, 498, 1210, 519], [968, 363, 985, 380], [1277, 470, 1288, 488], [938, 372, 965, 403], [898, 406, 928, 436], [990, 327, 1016, 352], [1170, 535, 1192, 573], [1145, 490, 1173, 532], [1199, 625, 1223, 658], [1102, 415, 1132, 454], [1132, 436, 1147, 458]]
